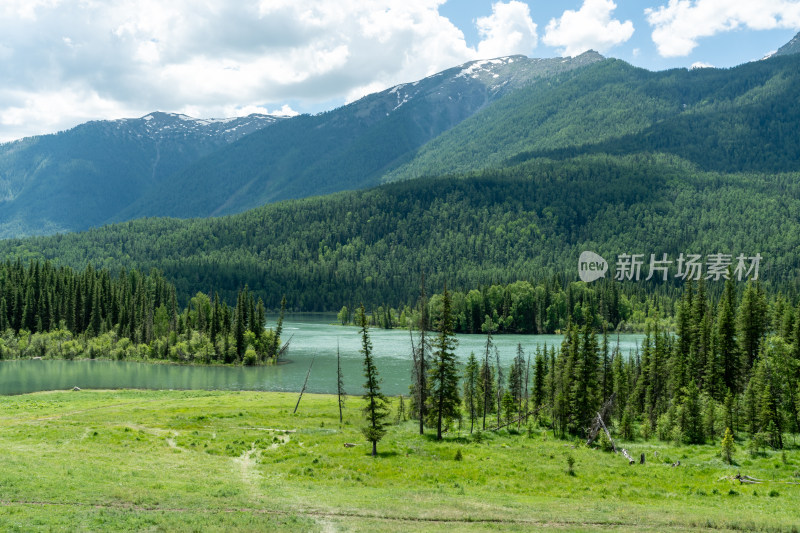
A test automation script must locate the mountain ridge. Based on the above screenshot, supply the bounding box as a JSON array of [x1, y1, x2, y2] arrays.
[[116, 51, 605, 221], [0, 112, 284, 238]]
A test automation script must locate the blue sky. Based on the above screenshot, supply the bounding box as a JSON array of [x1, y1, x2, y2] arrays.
[[442, 1, 798, 70], [0, 0, 798, 142]]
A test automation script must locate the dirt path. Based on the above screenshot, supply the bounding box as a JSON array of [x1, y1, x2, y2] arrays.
[[233, 443, 262, 501]]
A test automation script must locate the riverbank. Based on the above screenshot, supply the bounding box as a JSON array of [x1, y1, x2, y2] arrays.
[[0, 389, 797, 531]]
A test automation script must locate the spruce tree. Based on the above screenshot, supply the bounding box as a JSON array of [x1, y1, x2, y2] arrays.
[[717, 273, 739, 395], [571, 316, 600, 436], [480, 317, 495, 430], [412, 275, 430, 435], [337, 340, 346, 424], [427, 285, 460, 440], [682, 380, 704, 444], [359, 304, 390, 456], [463, 352, 479, 433], [532, 345, 546, 410], [737, 281, 767, 376]]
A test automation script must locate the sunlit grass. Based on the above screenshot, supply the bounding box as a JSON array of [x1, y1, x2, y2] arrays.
[[0, 389, 798, 531]]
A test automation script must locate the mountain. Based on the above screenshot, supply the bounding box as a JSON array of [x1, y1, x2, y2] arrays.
[[117, 52, 604, 220], [0, 112, 282, 238], [773, 31, 800, 57], [3, 154, 799, 309], [115, 44, 800, 221], [384, 53, 800, 181]]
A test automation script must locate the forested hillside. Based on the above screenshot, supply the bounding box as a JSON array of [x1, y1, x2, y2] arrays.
[[2, 154, 799, 310], [386, 54, 800, 182]]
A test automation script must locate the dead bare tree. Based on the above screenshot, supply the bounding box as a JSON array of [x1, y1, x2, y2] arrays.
[[293, 353, 315, 414]]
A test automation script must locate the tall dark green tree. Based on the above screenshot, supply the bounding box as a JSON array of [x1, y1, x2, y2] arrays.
[[480, 317, 495, 430], [508, 344, 526, 426], [737, 281, 767, 377], [571, 316, 600, 436], [410, 275, 431, 435], [463, 352, 479, 433], [532, 345, 547, 411], [717, 273, 739, 396], [337, 340, 346, 424], [427, 286, 460, 440], [682, 380, 704, 444], [359, 304, 390, 456]]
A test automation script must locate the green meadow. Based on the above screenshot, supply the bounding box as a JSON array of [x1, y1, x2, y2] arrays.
[[0, 389, 798, 532]]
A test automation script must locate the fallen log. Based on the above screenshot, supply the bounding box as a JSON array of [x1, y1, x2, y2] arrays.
[[620, 448, 635, 465]]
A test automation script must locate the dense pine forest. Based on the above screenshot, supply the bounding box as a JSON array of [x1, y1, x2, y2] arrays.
[[402, 277, 799, 451], [0, 260, 285, 365], [344, 277, 678, 334], [2, 154, 800, 311]]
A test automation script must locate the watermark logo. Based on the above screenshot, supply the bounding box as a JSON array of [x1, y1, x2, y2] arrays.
[[578, 252, 762, 283], [578, 251, 608, 283]]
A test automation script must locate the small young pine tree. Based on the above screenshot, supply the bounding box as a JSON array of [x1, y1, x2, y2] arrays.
[[395, 395, 406, 424], [721, 427, 735, 464]]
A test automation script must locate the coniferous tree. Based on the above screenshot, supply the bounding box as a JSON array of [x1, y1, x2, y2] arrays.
[[737, 281, 767, 377], [721, 427, 735, 464], [691, 279, 711, 391], [600, 329, 612, 403], [234, 289, 246, 360], [717, 274, 739, 396], [674, 280, 694, 396], [682, 380, 704, 444], [359, 304, 390, 456], [611, 342, 628, 422], [508, 344, 526, 426], [411, 275, 430, 435], [427, 285, 460, 440], [337, 340, 346, 424], [571, 316, 600, 436], [532, 345, 546, 411], [463, 352, 479, 433], [495, 345, 504, 429], [480, 317, 495, 431], [477, 356, 496, 424]]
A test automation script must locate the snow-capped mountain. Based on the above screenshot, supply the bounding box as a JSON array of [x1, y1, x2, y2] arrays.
[[98, 112, 282, 143], [123, 51, 604, 221], [0, 112, 284, 238]]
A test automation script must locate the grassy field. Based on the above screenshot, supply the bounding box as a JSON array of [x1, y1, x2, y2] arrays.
[[0, 389, 798, 532]]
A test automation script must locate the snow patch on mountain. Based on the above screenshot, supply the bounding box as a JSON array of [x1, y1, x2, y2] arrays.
[[100, 112, 283, 143]]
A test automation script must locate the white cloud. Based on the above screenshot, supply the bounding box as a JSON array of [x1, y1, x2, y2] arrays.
[[476, 1, 538, 59], [690, 61, 714, 68], [223, 104, 300, 117], [646, 0, 800, 57], [0, 88, 134, 142], [543, 0, 634, 56], [0, 0, 539, 142]]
